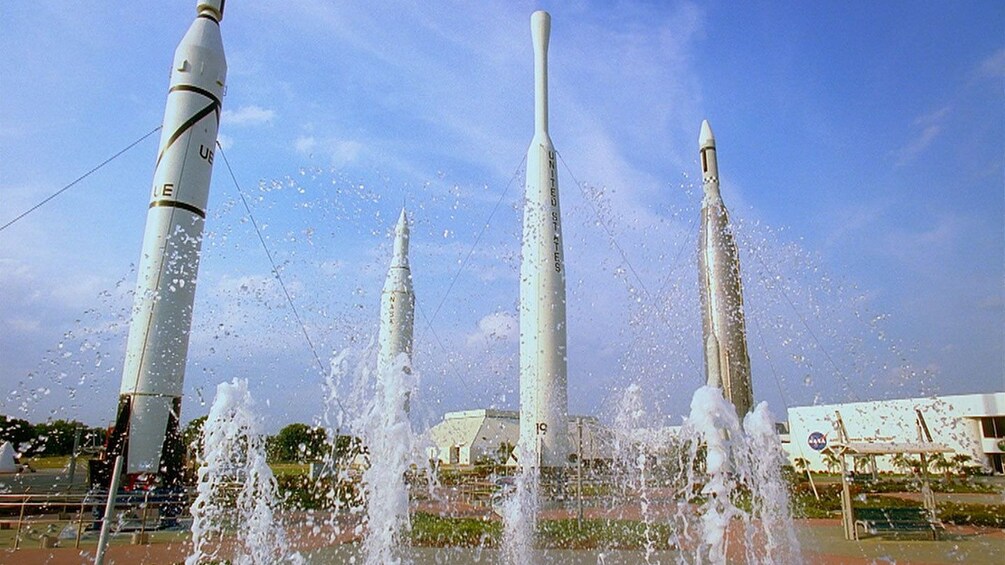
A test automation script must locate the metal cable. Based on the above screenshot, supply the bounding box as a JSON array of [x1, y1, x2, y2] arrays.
[[0, 126, 163, 233], [216, 142, 350, 419]]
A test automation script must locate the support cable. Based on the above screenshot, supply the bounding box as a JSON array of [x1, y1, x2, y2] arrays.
[[430, 155, 526, 324], [556, 150, 701, 379], [0, 126, 162, 233], [555, 150, 649, 298], [425, 155, 526, 398], [746, 245, 859, 402], [216, 142, 350, 419]]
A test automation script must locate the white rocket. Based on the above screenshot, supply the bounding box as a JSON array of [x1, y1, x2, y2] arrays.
[[518, 11, 570, 470], [102, 0, 227, 486], [378, 209, 415, 376], [697, 120, 754, 417]]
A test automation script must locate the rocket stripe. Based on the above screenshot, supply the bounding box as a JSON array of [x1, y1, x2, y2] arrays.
[[155, 101, 220, 168], [149, 199, 207, 219], [169, 84, 222, 108]]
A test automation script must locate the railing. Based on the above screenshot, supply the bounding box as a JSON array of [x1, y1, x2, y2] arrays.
[[0, 490, 195, 550]]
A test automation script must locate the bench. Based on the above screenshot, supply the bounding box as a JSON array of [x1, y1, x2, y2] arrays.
[[854, 507, 944, 540]]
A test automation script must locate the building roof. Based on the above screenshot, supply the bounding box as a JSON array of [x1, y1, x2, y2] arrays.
[[829, 441, 953, 455]]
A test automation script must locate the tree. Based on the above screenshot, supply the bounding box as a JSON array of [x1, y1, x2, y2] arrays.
[[950, 454, 973, 476], [930, 454, 954, 479], [268, 423, 328, 463], [31, 420, 83, 456], [183, 416, 208, 458], [821, 449, 841, 474], [793, 457, 810, 474], [0, 415, 34, 450], [892, 453, 920, 475]]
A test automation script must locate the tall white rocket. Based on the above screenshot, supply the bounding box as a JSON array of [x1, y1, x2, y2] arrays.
[[107, 0, 227, 483], [378, 209, 415, 375], [697, 120, 754, 417], [519, 10, 569, 469]]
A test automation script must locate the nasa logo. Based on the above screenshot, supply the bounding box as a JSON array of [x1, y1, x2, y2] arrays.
[[808, 432, 827, 451]]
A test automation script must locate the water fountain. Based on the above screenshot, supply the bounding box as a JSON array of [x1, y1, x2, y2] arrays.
[[188, 378, 303, 565], [3, 5, 944, 565]]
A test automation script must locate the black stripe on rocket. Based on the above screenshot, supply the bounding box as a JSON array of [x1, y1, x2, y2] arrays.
[[150, 85, 221, 219], [150, 199, 207, 219], [154, 95, 221, 169]]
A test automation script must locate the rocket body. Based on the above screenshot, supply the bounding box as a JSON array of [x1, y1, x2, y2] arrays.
[[518, 11, 569, 470], [697, 120, 754, 417], [378, 209, 415, 375], [107, 0, 227, 482]]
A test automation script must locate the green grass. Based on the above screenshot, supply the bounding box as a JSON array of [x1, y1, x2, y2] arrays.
[[20, 455, 74, 470], [269, 462, 309, 477], [409, 514, 679, 550], [410, 513, 501, 547]]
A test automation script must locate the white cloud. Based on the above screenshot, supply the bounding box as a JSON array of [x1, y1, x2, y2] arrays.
[[222, 105, 276, 126], [216, 133, 234, 150], [466, 311, 517, 345], [293, 135, 364, 166]]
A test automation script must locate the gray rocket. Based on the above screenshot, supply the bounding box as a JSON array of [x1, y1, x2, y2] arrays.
[[697, 120, 754, 417], [97, 0, 227, 488], [518, 11, 570, 470]]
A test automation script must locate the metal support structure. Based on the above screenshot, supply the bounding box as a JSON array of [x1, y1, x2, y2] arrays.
[[839, 452, 855, 540], [95, 455, 124, 565], [75, 498, 86, 548], [13, 497, 26, 550], [576, 418, 584, 526], [68, 427, 82, 485]]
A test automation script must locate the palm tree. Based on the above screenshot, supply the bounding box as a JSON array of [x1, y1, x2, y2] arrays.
[[930, 454, 954, 480], [822, 450, 841, 474], [793, 457, 810, 474], [950, 453, 972, 476]]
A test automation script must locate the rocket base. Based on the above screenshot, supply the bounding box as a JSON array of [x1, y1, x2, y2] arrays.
[[88, 395, 186, 492]]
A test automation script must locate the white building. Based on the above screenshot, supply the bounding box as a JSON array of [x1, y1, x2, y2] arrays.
[[784, 392, 1005, 474], [426, 409, 607, 466]]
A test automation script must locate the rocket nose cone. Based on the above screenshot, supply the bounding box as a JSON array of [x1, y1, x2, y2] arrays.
[[699, 120, 715, 149], [531, 10, 551, 42], [396, 208, 408, 233]]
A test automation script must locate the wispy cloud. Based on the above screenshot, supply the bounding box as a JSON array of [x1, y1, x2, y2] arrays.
[[882, 214, 960, 270], [979, 47, 1005, 77], [293, 135, 364, 166], [222, 105, 276, 126], [892, 106, 952, 167]]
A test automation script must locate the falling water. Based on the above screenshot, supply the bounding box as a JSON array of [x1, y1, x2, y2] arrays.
[[187, 378, 303, 565], [360, 353, 418, 564], [501, 441, 539, 564], [318, 348, 419, 565], [674, 385, 802, 565], [612, 383, 659, 563]]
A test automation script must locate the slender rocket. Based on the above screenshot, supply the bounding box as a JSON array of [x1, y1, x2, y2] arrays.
[[697, 120, 755, 417], [519, 10, 570, 470], [378, 209, 415, 376], [97, 0, 227, 488]]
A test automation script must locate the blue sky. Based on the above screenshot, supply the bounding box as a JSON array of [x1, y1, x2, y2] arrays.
[[1, 1, 1002, 432]]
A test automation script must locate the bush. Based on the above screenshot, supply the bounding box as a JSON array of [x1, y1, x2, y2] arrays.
[[938, 503, 1005, 528], [275, 473, 361, 511]]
